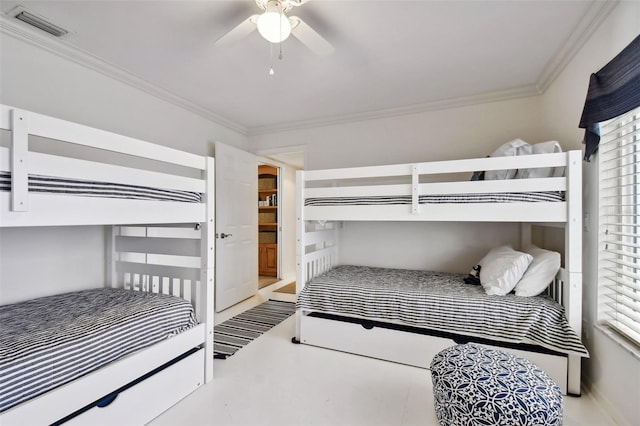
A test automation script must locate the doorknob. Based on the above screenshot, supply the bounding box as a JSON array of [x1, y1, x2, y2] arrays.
[[219, 233, 233, 239]]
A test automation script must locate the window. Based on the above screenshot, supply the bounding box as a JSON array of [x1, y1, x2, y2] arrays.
[[598, 105, 640, 346]]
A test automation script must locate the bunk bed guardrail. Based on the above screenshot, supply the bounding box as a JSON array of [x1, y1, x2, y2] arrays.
[[0, 105, 208, 226], [298, 151, 580, 223]]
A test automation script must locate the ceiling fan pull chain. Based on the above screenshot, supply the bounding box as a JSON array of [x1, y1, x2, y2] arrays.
[[269, 42, 275, 76], [278, 0, 284, 60], [277, 1, 284, 61]]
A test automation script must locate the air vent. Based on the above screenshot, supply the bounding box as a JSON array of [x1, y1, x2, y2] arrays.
[[8, 6, 69, 37]]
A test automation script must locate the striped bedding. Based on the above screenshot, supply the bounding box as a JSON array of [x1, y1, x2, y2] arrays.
[[304, 191, 564, 206], [0, 288, 198, 412], [0, 172, 201, 203], [297, 265, 588, 357]]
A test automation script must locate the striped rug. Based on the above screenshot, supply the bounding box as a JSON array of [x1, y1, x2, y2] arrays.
[[213, 300, 296, 359]]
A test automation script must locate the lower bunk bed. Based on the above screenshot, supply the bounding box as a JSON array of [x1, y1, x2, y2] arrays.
[[0, 289, 204, 425], [0, 223, 214, 426], [295, 264, 588, 396]]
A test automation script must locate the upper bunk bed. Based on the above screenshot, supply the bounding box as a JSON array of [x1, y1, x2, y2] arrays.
[[0, 104, 214, 425], [294, 149, 584, 395], [0, 104, 211, 227], [297, 150, 581, 224]]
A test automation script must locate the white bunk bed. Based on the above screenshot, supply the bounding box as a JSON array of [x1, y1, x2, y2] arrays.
[[0, 105, 214, 425], [295, 150, 585, 395]]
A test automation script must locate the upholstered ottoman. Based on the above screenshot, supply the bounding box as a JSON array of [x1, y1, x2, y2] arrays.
[[430, 344, 562, 426]]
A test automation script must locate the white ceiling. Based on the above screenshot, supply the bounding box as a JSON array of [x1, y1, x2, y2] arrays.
[[1, 0, 609, 136]]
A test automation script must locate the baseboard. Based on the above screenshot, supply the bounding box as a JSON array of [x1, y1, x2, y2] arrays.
[[582, 376, 631, 425]]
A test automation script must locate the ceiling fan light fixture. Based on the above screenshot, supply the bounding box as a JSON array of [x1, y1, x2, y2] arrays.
[[257, 1, 291, 43]]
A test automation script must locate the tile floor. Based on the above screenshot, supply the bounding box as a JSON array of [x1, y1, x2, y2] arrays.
[[152, 282, 618, 426]]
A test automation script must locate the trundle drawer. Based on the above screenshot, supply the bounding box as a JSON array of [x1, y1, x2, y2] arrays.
[[301, 314, 569, 394], [300, 314, 453, 368], [65, 349, 204, 425]]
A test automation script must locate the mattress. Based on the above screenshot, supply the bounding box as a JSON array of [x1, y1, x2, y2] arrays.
[[0, 288, 198, 412], [304, 191, 564, 206], [297, 265, 588, 357], [0, 172, 202, 203]]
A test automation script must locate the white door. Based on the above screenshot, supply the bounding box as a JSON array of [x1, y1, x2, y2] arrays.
[[215, 142, 258, 312]]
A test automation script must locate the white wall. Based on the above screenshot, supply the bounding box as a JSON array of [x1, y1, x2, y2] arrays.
[[0, 227, 104, 304], [539, 2, 640, 424], [339, 221, 521, 273], [0, 33, 248, 304], [251, 97, 544, 170]]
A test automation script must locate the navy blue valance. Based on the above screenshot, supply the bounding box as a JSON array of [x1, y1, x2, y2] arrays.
[[579, 34, 640, 162]]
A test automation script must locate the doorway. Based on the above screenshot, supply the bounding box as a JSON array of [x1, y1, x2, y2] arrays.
[[258, 163, 279, 288], [254, 148, 305, 295]]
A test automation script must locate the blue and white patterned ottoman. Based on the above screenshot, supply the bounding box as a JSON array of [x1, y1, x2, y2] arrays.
[[430, 344, 563, 426]]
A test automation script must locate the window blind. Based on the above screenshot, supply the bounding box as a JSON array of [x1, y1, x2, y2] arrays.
[[599, 106, 640, 345]]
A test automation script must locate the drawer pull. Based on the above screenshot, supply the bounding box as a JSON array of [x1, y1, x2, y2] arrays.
[[96, 393, 119, 408], [361, 321, 375, 330]]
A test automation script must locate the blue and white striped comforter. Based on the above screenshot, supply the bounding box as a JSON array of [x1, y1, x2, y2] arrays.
[[0, 172, 202, 203], [0, 288, 198, 412], [304, 192, 564, 206], [297, 265, 588, 357]]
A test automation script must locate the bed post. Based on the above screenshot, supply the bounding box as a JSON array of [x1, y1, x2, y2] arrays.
[[520, 223, 532, 248], [10, 108, 28, 212], [201, 157, 215, 383], [295, 170, 305, 341], [565, 150, 583, 395], [106, 226, 118, 288], [411, 164, 419, 215]]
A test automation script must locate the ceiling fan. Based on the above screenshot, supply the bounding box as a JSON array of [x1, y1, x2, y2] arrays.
[[215, 0, 334, 56]]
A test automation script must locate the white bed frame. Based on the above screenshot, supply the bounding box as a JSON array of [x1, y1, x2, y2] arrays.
[[295, 151, 583, 395], [0, 105, 215, 425]]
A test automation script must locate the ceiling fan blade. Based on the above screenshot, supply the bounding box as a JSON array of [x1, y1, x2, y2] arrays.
[[289, 16, 334, 56], [215, 15, 258, 47]]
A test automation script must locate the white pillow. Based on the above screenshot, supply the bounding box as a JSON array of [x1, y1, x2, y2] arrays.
[[516, 141, 564, 179], [484, 139, 532, 180], [478, 245, 533, 296], [514, 245, 561, 297]]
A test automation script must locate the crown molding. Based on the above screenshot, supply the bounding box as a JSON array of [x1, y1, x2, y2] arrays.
[[536, 0, 619, 93], [248, 85, 542, 136], [0, 16, 249, 136]]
